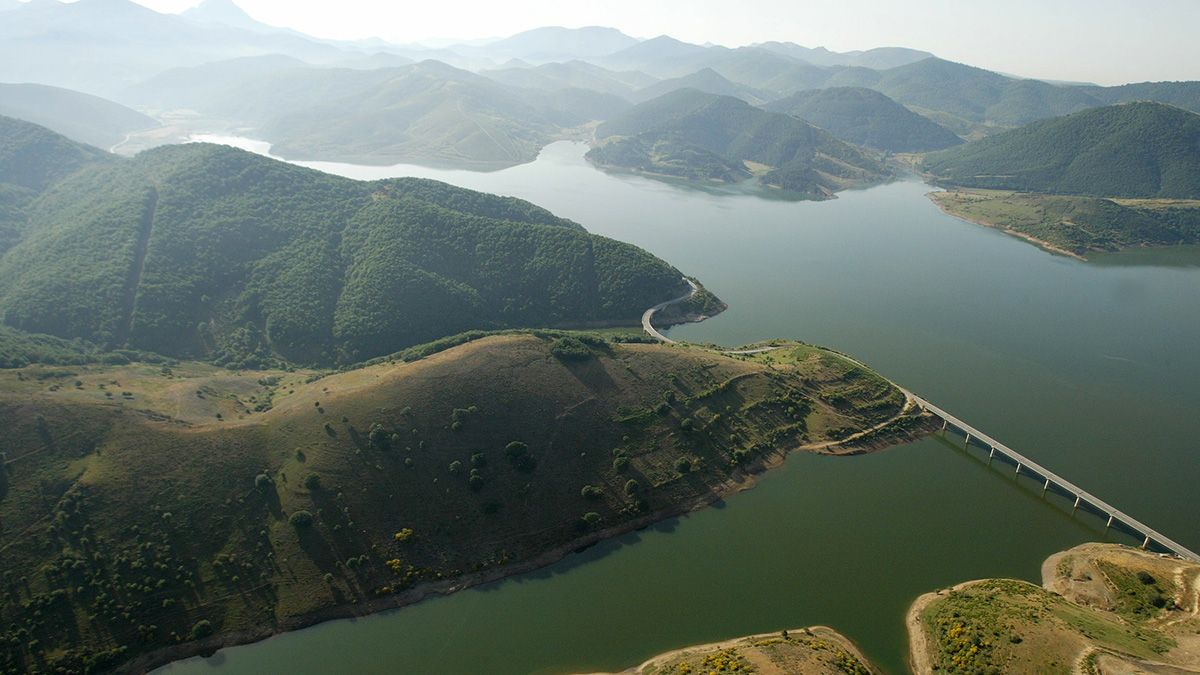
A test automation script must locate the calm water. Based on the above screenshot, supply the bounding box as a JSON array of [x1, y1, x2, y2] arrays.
[[163, 140, 1200, 674]]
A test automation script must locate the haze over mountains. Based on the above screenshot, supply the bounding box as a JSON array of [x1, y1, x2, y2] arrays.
[[5, 0, 1200, 173]]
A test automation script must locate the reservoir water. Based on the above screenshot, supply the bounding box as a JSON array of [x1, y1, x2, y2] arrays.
[[161, 140, 1200, 674]]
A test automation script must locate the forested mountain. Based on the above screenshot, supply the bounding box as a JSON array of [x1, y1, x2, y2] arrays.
[[0, 115, 115, 255], [588, 89, 891, 197], [483, 60, 656, 98], [752, 42, 934, 69], [922, 102, 1200, 198], [124, 59, 621, 166], [0, 119, 689, 365], [0, 83, 159, 149], [763, 87, 962, 152], [631, 68, 772, 104], [824, 57, 1104, 127]]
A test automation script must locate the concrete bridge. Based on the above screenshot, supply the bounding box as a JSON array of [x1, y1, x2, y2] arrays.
[[641, 279, 1198, 564], [910, 392, 1200, 564]]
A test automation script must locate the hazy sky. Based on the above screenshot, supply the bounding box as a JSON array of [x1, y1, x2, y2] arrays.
[[95, 0, 1200, 85]]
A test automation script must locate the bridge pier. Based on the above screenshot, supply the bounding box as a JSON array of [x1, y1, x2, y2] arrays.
[[1106, 514, 1114, 529], [964, 432, 971, 446], [941, 419, 947, 432], [1143, 535, 1151, 549], [1042, 478, 1051, 494], [1015, 462, 1022, 475], [1073, 495, 1081, 510]]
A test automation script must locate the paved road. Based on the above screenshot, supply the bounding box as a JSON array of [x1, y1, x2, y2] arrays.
[[641, 278, 699, 343]]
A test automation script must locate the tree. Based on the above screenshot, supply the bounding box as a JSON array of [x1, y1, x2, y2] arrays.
[[188, 619, 213, 640], [303, 473, 321, 491], [624, 479, 640, 495], [289, 510, 314, 527]]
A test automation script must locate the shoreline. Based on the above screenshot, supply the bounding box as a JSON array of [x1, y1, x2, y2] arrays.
[[926, 190, 1088, 261], [132, 392, 931, 674], [598, 625, 877, 674]]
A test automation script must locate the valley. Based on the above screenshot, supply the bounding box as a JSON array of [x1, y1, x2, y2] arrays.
[[2, 3, 1200, 674]]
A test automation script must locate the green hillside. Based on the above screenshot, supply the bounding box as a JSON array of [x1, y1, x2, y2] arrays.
[[0, 334, 919, 674], [0, 120, 690, 366], [763, 87, 962, 152], [922, 102, 1200, 198], [0, 83, 158, 150], [825, 57, 1103, 128], [0, 115, 114, 256], [588, 89, 891, 197]]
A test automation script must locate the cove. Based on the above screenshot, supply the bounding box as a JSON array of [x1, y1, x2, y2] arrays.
[[160, 140, 1200, 674]]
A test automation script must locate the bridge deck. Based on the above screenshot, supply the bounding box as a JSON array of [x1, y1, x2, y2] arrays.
[[909, 392, 1200, 564]]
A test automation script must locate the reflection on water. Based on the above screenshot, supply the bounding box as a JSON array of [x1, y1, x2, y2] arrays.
[[160, 140, 1200, 675]]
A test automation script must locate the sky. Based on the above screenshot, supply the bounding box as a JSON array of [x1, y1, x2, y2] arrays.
[[58, 0, 1200, 85]]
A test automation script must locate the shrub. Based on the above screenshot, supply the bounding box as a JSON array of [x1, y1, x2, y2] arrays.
[[550, 336, 593, 361], [1137, 570, 1156, 585], [369, 423, 390, 449], [448, 460, 463, 475], [254, 474, 272, 489], [624, 479, 640, 495], [675, 457, 692, 473], [468, 473, 485, 491], [393, 528, 414, 542], [303, 474, 321, 491], [580, 512, 602, 528], [505, 441, 528, 458], [680, 418, 694, 432], [581, 485, 603, 500], [188, 619, 213, 640], [470, 452, 487, 468], [289, 510, 314, 527], [613, 456, 629, 473]]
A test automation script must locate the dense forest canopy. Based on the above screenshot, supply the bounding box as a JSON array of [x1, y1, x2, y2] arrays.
[[0, 118, 689, 367], [922, 102, 1200, 198]]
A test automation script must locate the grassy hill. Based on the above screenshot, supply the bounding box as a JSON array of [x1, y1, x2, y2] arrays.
[[922, 102, 1200, 199], [588, 89, 892, 198], [911, 544, 1200, 673], [0, 118, 691, 366], [0, 333, 919, 673], [763, 87, 963, 152], [0, 83, 159, 150], [607, 625, 877, 674], [930, 190, 1200, 256]]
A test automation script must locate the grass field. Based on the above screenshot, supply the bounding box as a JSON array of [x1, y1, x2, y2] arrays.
[[0, 332, 921, 673], [911, 543, 1200, 673], [929, 189, 1200, 258], [608, 625, 875, 675]]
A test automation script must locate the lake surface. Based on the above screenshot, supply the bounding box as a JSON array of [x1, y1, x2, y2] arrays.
[[164, 139, 1200, 674]]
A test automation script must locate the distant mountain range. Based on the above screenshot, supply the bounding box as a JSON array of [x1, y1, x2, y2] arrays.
[[0, 82, 159, 149], [589, 89, 891, 197]]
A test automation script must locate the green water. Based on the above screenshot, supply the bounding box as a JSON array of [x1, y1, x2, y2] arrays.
[[162, 140, 1200, 674]]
